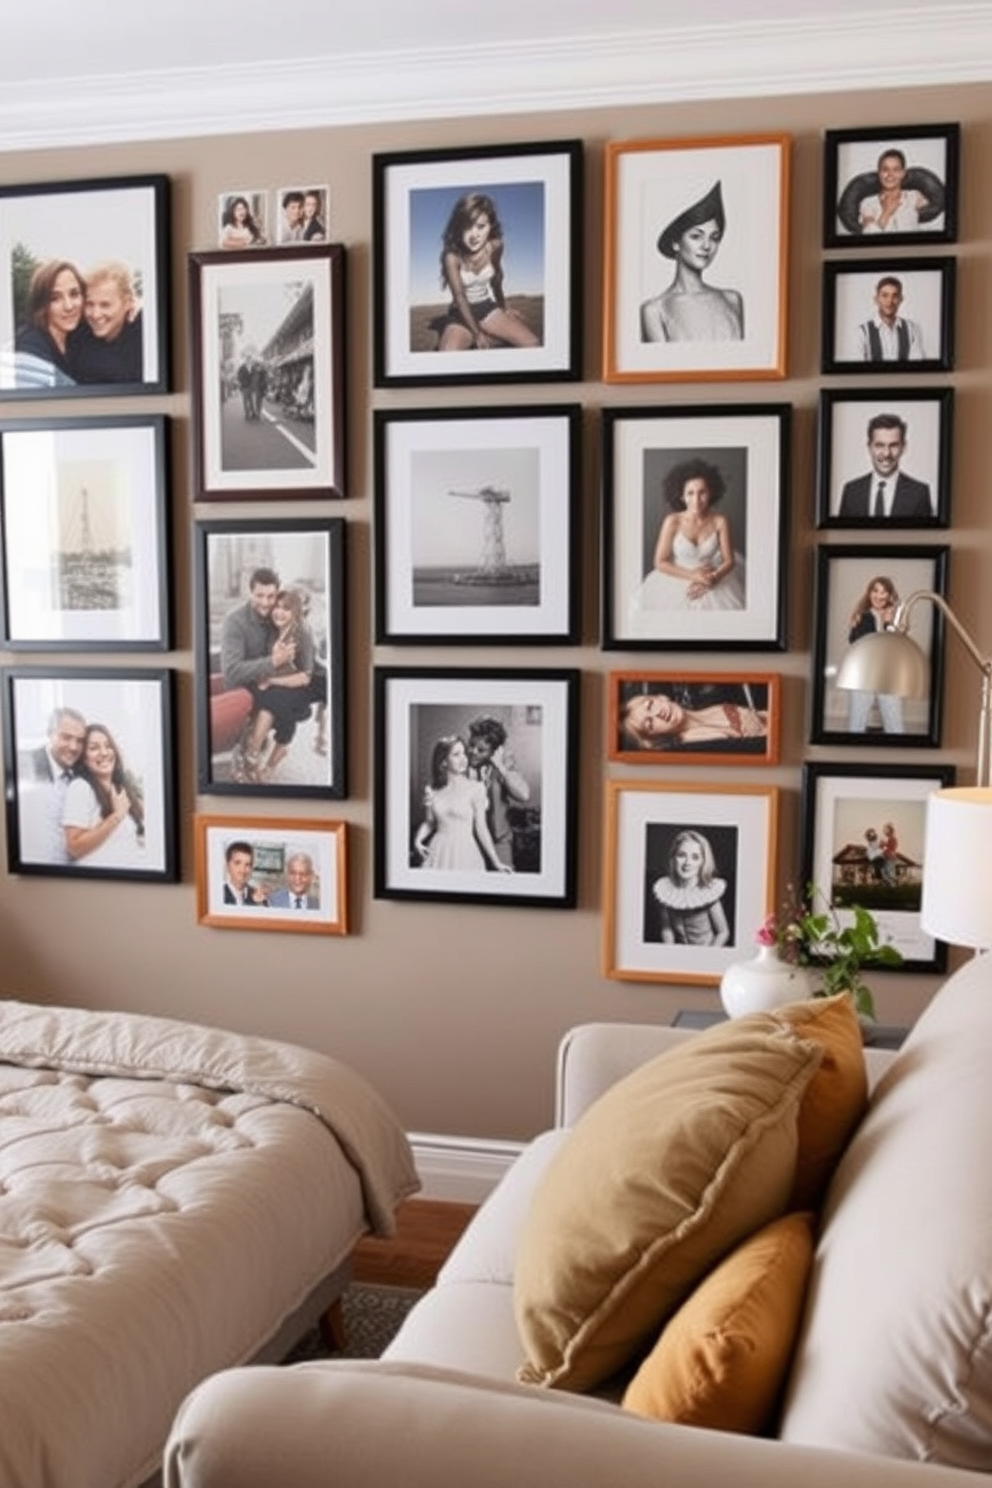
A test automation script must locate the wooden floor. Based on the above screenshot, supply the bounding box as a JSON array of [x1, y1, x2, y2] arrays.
[[353, 1198, 477, 1289]]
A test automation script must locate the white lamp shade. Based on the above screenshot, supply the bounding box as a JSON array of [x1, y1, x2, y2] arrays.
[[835, 628, 930, 699], [921, 788, 992, 949]]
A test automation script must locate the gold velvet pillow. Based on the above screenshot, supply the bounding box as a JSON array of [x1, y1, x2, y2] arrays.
[[622, 1210, 816, 1432], [514, 1019, 822, 1392]]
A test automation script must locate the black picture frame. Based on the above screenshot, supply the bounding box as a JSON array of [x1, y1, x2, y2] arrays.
[[373, 665, 580, 907], [1, 665, 178, 881], [372, 139, 583, 388], [823, 123, 960, 249], [816, 387, 953, 530], [373, 403, 581, 645], [799, 760, 956, 974], [601, 402, 790, 652], [810, 543, 948, 747], [0, 413, 171, 650], [194, 517, 347, 798], [0, 172, 170, 399], [821, 257, 955, 374]]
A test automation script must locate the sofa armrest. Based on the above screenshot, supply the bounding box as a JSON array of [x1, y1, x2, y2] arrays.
[[164, 1361, 987, 1488], [554, 1022, 693, 1127]]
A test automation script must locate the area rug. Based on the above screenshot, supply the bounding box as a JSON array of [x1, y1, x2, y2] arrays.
[[285, 1282, 424, 1363]]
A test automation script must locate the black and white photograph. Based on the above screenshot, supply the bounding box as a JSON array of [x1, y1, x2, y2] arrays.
[[821, 257, 955, 374], [817, 387, 952, 529], [800, 762, 955, 972], [823, 123, 959, 248], [274, 185, 329, 244], [195, 814, 348, 935], [217, 190, 269, 249], [0, 173, 170, 399], [189, 243, 345, 499], [1, 666, 177, 882], [602, 403, 789, 650], [194, 518, 346, 798], [374, 667, 579, 907], [373, 404, 580, 644], [603, 780, 778, 983], [811, 544, 948, 747], [0, 414, 170, 649], [608, 670, 781, 766]]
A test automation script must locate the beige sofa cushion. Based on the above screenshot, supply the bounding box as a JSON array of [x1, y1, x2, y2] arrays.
[[514, 1018, 821, 1391]]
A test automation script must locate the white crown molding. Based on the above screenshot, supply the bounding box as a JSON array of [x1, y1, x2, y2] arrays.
[[0, 5, 990, 152]]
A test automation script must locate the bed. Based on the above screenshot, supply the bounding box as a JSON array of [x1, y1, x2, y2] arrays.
[[0, 998, 420, 1488]]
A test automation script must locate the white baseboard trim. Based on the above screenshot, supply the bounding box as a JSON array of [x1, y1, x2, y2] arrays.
[[409, 1131, 525, 1203]]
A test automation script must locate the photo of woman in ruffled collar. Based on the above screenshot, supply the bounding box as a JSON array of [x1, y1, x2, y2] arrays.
[[650, 828, 729, 946]]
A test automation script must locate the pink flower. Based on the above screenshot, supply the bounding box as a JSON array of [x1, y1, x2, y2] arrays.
[[756, 914, 778, 946]]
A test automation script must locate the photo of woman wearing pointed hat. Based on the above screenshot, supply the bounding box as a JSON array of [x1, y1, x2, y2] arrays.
[[640, 181, 744, 344]]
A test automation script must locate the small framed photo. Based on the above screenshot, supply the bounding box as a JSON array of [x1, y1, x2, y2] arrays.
[[811, 544, 948, 747], [823, 123, 960, 248], [373, 666, 579, 908], [218, 190, 269, 249], [0, 414, 171, 650], [608, 670, 781, 766], [821, 257, 955, 374], [1, 665, 177, 882], [373, 403, 581, 644], [0, 172, 170, 398], [602, 403, 789, 651], [188, 243, 345, 499], [372, 139, 583, 387], [194, 518, 346, 798], [816, 387, 952, 529], [800, 761, 956, 973], [603, 780, 778, 984], [603, 133, 790, 384], [195, 815, 347, 935], [275, 185, 329, 244]]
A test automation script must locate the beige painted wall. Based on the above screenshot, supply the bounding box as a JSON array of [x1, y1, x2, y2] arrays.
[[0, 80, 989, 1143]]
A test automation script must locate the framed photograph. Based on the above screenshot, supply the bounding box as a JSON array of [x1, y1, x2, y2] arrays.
[[372, 139, 582, 387], [373, 403, 581, 644], [188, 243, 345, 500], [218, 190, 269, 249], [821, 257, 955, 374], [603, 780, 778, 984], [602, 403, 789, 651], [0, 414, 170, 650], [0, 173, 170, 399], [816, 387, 952, 529], [603, 133, 790, 384], [194, 518, 346, 798], [823, 123, 960, 248], [274, 185, 329, 244], [373, 666, 579, 908], [800, 761, 956, 973], [810, 544, 948, 747], [1, 665, 177, 882], [195, 815, 347, 935], [608, 670, 781, 766]]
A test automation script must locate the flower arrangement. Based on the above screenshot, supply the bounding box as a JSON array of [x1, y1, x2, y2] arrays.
[[757, 884, 903, 1020]]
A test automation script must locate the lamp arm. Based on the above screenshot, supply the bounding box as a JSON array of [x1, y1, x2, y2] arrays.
[[895, 590, 992, 787]]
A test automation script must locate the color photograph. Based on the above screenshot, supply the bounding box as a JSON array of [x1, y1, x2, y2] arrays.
[[196, 814, 348, 934], [609, 670, 781, 765]]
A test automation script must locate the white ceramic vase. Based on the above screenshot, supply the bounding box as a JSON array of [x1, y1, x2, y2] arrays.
[[719, 944, 814, 1019]]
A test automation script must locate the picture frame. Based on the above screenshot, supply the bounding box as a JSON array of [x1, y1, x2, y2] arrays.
[[274, 185, 329, 245], [217, 189, 270, 250], [373, 403, 581, 645], [810, 544, 948, 747], [823, 123, 960, 249], [1, 665, 177, 882], [816, 387, 952, 530], [195, 814, 348, 935], [821, 257, 955, 374], [0, 172, 170, 400], [799, 761, 956, 974], [603, 133, 790, 384], [603, 780, 778, 984], [372, 139, 583, 387], [0, 414, 171, 650], [188, 243, 345, 500], [193, 517, 346, 798], [608, 670, 781, 766], [373, 666, 579, 908], [602, 403, 789, 651]]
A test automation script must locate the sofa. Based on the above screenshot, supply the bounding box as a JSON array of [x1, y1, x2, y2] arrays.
[[164, 956, 992, 1488]]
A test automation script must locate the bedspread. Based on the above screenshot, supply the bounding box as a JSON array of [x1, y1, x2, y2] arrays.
[[0, 999, 420, 1488]]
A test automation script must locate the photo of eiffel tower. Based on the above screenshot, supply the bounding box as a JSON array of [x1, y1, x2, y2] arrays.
[[57, 479, 130, 612]]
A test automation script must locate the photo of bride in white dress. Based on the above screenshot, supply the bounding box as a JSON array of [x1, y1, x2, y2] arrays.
[[628, 454, 746, 620]]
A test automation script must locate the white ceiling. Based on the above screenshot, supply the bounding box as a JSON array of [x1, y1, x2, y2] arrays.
[[2, 1, 991, 152]]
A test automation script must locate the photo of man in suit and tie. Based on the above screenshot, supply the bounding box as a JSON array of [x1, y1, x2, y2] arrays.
[[838, 412, 933, 521]]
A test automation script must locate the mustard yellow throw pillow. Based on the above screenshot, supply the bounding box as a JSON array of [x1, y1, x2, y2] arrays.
[[622, 1210, 816, 1431], [514, 1019, 822, 1392]]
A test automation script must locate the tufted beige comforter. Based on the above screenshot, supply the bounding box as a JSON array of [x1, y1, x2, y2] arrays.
[[0, 999, 419, 1488]]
